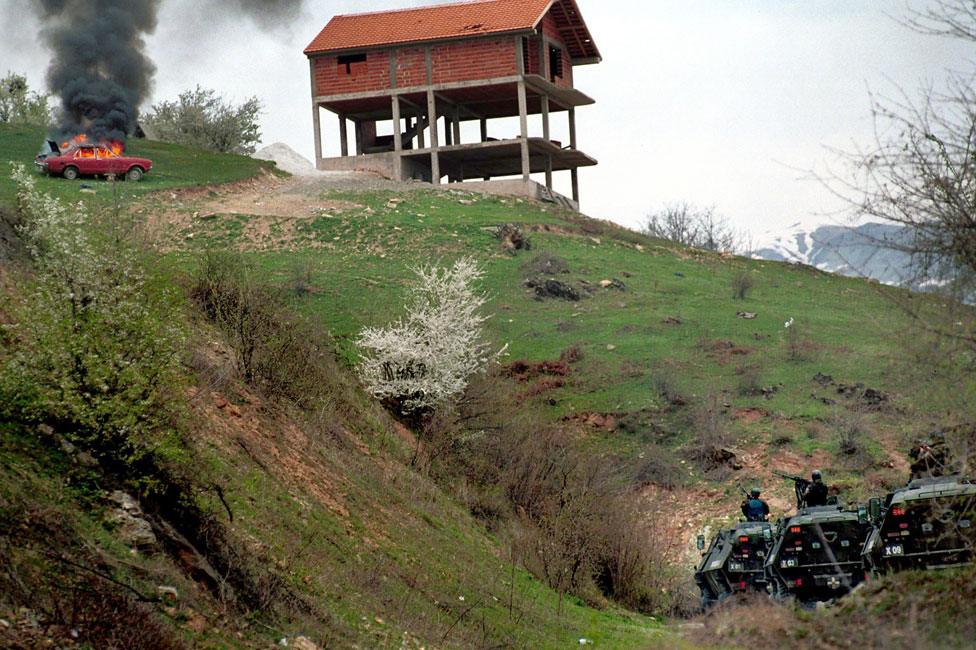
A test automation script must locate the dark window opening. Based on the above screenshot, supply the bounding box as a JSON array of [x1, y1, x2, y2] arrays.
[[338, 53, 367, 75], [549, 45, 564, 80]]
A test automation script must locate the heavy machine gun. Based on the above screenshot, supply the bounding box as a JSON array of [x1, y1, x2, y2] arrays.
[[773, 470, 812, 509]]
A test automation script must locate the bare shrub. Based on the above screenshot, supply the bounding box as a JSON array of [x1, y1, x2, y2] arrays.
[[421, 372, 693, 616], [687, 396, 733, 475], [592, 497, 697, 616], [289, 259, 314, 296], [731, 272, 755, 300], [735, 364, 763, 396], [653, 371, 688, 407], [831, 405, 871, 467], [559, 343, 585, 364], [782, 317, 813, 362], [642, 202, 743, 253], [189, 252, 346, 408]]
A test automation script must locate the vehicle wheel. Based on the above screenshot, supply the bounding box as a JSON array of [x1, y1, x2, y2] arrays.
[[126, 166, 144, 182], [63, 166, 79, 181]]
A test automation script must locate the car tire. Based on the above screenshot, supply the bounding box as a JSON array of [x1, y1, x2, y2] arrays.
[[63, 166, 79, 181], [126, 166, 145, 182]]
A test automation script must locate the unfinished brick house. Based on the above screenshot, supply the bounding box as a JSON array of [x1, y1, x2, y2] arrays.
[[304, 0, 601, 208]]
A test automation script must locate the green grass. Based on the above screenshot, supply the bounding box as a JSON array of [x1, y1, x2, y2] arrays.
[[156, 182, 976, 500], [182, 190, 926, 403], [0, 404, 664, 648], [4, 127, 970, 646], [0, 123, 279, 210], [192, 427, 665, 649]]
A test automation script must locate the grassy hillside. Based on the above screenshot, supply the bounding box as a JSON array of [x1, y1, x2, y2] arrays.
[[0, 145, 666, 648], [0, 390, 661, 649], [151, 178, 969, 513], [0, 123, 278, 209], [2, 128, 971, 647]]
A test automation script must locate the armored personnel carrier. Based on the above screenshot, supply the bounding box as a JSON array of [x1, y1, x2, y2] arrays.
[[862, 475, 976, 573], [694, 520, 773, 608], [764, 505, 870, 603]]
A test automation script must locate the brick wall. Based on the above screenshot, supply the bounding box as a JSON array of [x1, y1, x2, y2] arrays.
[[395, 47, 426, 87], [313, 35, 521, 97], [429, 37, 518, 84], [538, 12, 573, 89], [313, 50, 390, 96], [524, 36, 542, 76]]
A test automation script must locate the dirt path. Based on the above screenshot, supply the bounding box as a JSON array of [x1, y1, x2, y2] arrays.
[[141, 172, 383, 251]]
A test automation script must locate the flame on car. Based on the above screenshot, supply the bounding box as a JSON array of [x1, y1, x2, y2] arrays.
[[59, 134, 125, 155]]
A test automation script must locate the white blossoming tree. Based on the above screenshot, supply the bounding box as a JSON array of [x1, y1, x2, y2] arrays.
[[357, 257, 505, 413]]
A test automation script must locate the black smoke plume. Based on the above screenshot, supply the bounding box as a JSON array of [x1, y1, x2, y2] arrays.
[[33, 0, 160, 142], [28, 0, 303, 142], [230, 0, 304, 27]]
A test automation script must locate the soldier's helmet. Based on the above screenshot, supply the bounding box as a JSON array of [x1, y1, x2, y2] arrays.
[[812, 470, 822, 481], [750, 487, 761, 497]]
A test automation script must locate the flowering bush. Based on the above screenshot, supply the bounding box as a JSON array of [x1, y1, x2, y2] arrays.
[[357, 257, 505, 413], [1, 165, 185, 466]]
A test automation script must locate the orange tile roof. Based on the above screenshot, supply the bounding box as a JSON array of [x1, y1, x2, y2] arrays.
[[304, 0, 555, 54]]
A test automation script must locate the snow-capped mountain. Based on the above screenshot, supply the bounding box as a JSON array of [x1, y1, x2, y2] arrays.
[[750, 222, 920, 287]]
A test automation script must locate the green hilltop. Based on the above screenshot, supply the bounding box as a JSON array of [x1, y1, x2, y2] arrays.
[[1, 124, 971, 648]]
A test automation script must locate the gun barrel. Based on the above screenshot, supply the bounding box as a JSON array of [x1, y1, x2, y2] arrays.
[[773, 470, 807, 483]]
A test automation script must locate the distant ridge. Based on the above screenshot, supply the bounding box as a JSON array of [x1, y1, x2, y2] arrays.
[[751, 222, 925, 288]]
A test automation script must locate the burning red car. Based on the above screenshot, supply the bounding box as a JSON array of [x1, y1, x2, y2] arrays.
[[35, 137, 153, 182]]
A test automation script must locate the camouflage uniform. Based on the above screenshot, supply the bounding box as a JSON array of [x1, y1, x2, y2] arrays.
[[909, 432, 950, 479]]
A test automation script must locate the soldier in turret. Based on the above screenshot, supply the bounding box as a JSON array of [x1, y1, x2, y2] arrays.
[[802, 470, 829, 507], [910, 431, 950, 479], [741, 487, 770, 522]]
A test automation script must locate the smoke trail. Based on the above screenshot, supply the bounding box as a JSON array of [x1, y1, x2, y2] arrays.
[[231, 0, 304, 27], [28, 0, 302, 142], [34, 0, 160, 142]]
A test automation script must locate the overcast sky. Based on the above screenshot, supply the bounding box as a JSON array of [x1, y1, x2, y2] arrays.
[[3, 0, 971, 239]]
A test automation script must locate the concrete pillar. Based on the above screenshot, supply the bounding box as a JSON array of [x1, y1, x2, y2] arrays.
[[515, 35, 525, 75], [541, 95, 552, 188], [309, 60, 322, 167], [339, 115, 349, 157], [354, 120, 363, 156], [541, 95, 551, 142], [312, 104, 322, 168], [569, 107, 578, 202], [452, 107, 461, 145], [444, 114, 452, 146], [418, 111, 426, 149], [517, 80, 530, 181], [391, 95, 402, 181], [569, 107, 577, 149], [427, 89, 440, 184], [480, 118, 488, 143]]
